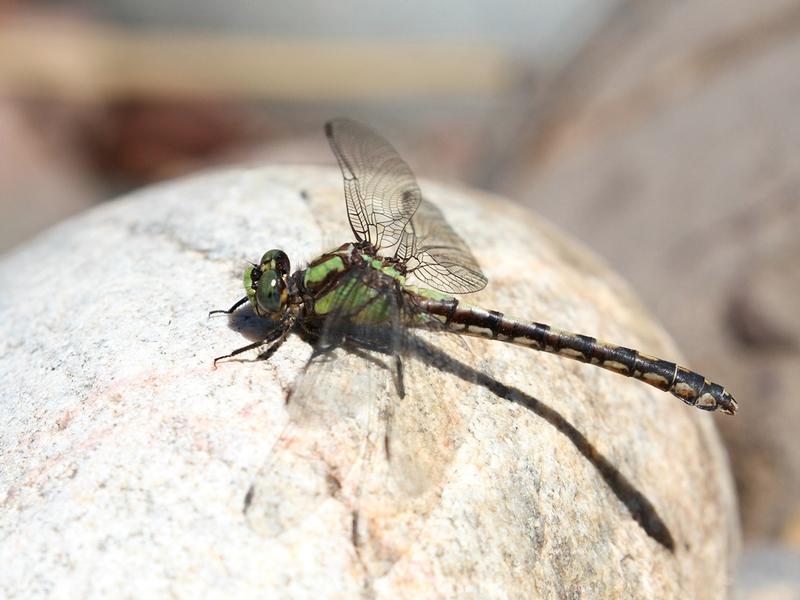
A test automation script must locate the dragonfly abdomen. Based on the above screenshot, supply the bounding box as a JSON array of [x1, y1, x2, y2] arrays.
[[416, 297, 737, 415]]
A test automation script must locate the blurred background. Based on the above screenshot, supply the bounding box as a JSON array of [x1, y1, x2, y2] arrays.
[[1, 0, 798, 596]]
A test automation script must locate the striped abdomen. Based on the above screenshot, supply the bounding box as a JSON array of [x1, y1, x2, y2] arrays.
[[415, 297, 737, 415]]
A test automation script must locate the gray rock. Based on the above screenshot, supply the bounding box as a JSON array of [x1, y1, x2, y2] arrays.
[[0, 166, 738, 597], [736, 543, 800, 600], [500, 0, 800, 542]]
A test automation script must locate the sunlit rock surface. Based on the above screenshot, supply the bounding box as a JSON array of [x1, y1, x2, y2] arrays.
[[0, 166, 738, 597]]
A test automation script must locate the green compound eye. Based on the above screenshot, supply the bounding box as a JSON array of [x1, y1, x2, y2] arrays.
[[256, 270, 286, 314], [260, 249, 290, 276]]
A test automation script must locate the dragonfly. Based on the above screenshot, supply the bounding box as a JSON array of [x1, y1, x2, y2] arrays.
[[211, 119, 736, 565], [213, 118, 737, 417]]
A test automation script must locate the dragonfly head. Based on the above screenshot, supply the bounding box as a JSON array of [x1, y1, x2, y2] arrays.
[[245, 249, 291, 318]]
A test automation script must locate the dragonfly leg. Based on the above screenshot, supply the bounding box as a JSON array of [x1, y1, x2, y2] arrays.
[[213, 340, 264, 365], [394, 354, 405, 398], [213, 319, 292, 365], [209, 296, 248, 317], [256, 323, 293, 361]]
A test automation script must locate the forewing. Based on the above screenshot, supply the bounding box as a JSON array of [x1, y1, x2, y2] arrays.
[[326, 119, 421, 250], [353, 313, 478, 572], [382, 330, 476, 498], [398, 198, 488, 294], [244, 260, 475, 574], [244, 347, 386, 537], [245, 265, 390, 537]]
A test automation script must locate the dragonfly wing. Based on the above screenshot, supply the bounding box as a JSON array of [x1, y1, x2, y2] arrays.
[[325, 119, 421, 250], [351, 314, 478, 572], [382, 329, 477, 498], [245, 264, 392, 537], [398, 197, 488, 294], [245, 344, 387, 537], [245, 261, 474, 573]]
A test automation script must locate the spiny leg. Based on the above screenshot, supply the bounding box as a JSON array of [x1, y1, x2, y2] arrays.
[[394, 354, 405, 399], [256, 324, 293, 361], [389, 279, 407, 400], [376, 352, 408, 466], [209, 296, 248, 317], [213, 319, 292, 365], [213, 339, 263, 365]]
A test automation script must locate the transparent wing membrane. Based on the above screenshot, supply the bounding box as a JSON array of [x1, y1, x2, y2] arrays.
[[245, 264, 474, 572], [326, 119, 487, 294], [397, 198, 488, 294], [245, 348, 388, 536], [382, 330, 476, 498], [245, 264, 385, 536], [326, 118, 421, 250]]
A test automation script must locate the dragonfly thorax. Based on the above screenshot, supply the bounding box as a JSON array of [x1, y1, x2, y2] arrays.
[[244, 249, 292, 318]]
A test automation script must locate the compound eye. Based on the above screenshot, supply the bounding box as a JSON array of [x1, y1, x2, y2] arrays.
[[260, 249, 290, 275], [255, 271, 285, 314]]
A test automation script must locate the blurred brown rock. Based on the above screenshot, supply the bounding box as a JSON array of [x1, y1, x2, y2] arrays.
[[79, 101, 260, 185], [500, 0, 800, 542], [0, 100, 98, 252]]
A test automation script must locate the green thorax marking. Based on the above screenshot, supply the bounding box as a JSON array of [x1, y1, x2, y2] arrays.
[[303, 244, 407, 291], [301, 244, 448, 327], [404, 285, 453, 302], [303, 255, 346, 286]]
